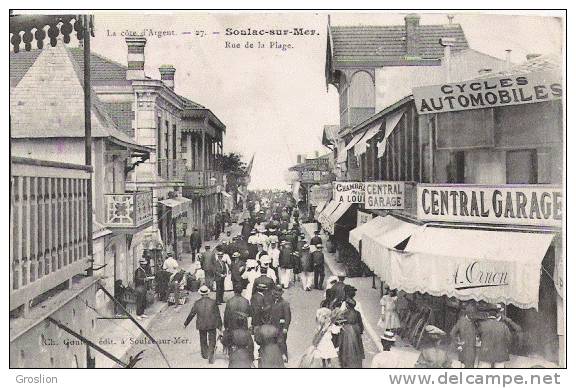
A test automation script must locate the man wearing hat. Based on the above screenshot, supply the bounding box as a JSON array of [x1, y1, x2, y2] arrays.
[[252, 263, 276, 298], [415, 325, 452, 368], [224, 283, 252, 330], [298, 244, 313, 291], [255, 243, 268, 263], [312, 243, 326, 290], [278, 240, 294, 289], [476, 305, 513, 368], [250, 283, 274, 328], [310, 230, 322, 251], [184, 285, 222, 364], [134, 257, 153, 319], [270, 285, 292, 362], [267, 241, 281, 282], [229, 252, 245, 291], [241, 259, 259, 299], [220, 312, 255, 368], [371, 331, 420, 368], [162, 252, 179, 274], [450, 303, 478, 368], [214, 249, 229, 305], [200, 245, 215, 290], [189, 227, 202, 257]]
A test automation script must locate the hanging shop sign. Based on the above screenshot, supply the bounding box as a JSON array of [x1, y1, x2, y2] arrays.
[[417, 184, 562, 227], [309, 184, 332, 206], [364, 181, 405, 210], [413, 71, 562, 115], [333, 181, 365, 204], [357, 210, 374, 227]]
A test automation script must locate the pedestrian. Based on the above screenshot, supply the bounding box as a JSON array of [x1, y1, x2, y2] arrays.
[[184, 285, 223, 364], [267, 241, 280, 281], [415, 325, 453, 368], [312, 243, 325, 290], [450, 303, 478, 368], [255, 243, 268, 263], [200, 245, 215, 290], [338, 302, 365, 368], [299, 244, 313, 291], [250, 283, 274, 329], [252, 264, 276, 298], [371, 331, 420, 368], [312, 307, 340, 368], [134, 258, 152, 319], [189, 227, 202, 256], [278, 241, 293, 289], [321, 276, 339, 308], [214, 250, 228, 304], [162, 252, 179, 274], [221, 312, 255, 368], [257, 255, 277, 284], [254, 310, 286, 368], [310, 230, 322, 251], [477, 305, 512, 368], [241, 259, 259, 299], [270, 285, 292, 362], [224, 284, 252, 330], [331, 274, 347, 306], [229, 252, 245, 291], [377, 288, 402, 332]]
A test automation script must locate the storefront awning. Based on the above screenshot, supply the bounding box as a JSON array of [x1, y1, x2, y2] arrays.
[[349, 216, 388, 251], [158, 197, 191, 218], [318, 200, 339, 225], [360, 215, 421, 280], [389, 227, 555, 310], [377, 109, 405, 158], [354, 120, 384, 157], [324, 202, 352, 234], [314, 200, 328, 219]]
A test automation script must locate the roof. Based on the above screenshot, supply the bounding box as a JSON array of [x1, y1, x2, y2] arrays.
[[475, 53, 561, 79], [328, 23, 468, 67], [322, 125, 339, 147], [10, 44, 150, 153]]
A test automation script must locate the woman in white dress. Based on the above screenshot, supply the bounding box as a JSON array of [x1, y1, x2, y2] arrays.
[[315, 307, 340, 367], [378, 289, 402, 332], [241, 259, 259, 299]]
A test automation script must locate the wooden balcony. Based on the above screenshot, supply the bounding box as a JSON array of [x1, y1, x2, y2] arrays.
[[10, 157, 92, 311], [158, 159, 186, 182], [104, 191, 153, 231], [183, 170, 224, 196]]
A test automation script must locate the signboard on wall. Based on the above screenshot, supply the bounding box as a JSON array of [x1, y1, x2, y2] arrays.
[[357, 210, 374, 227], [417, 184, 562, 227], [413, 71, 562, 115], [309, 184, 332, 206], [364, 181, 405, 210], [333, 181, 365, 204]]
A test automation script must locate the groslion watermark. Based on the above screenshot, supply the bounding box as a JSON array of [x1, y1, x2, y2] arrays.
[[15, 374, 58, 384]]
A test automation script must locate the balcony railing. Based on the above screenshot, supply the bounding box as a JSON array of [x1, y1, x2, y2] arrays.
[[158, 159, 187, 181], [10, 157, 92, 311], [185, 170, 224, 188], [104, 191, 153, 228]]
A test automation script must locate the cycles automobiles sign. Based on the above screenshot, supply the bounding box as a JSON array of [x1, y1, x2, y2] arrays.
[[417, 184, 562, 228], [413, 71, 562, 115]]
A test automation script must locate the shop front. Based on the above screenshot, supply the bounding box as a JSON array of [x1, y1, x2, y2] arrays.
[[158, 195, 192, 261]]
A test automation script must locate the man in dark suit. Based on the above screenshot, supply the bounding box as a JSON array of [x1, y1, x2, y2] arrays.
[[184, 285, 222, 364], [312, 243, 326, 290], [224, 284, 251, 330], [450, 303, 478, 368], [310, 230, 322, 247], [331, 274, 348, 304], [200, 245, 215, 290], [189, 227, 202, 257], [250, 283, 274, 329], [270, 285, 292, 362], [214, 250, 228, 304], [477, 306, 513, 368]]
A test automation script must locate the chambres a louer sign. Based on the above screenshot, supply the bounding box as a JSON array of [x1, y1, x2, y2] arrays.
[[417, 184, 562, 228], [412, 71, 562, 114]]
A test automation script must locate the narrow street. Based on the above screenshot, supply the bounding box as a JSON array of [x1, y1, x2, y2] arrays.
[[121, 220, 378, 368]]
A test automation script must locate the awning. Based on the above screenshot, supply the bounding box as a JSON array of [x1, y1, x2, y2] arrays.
[[158, 197, 191, 218], [318, 200, 339, 227], [360, 215, 421, 280], [336, 140, 348, 164], [292, 181, 301, 202], [354, 119, 384, 157], [325, 202, 352, 234], [349, 216, 388, 251], [314, 200, 328, 219], [377, 109, 405, 158], [388, 227, 555, 310], [345, 130, 367, 152]]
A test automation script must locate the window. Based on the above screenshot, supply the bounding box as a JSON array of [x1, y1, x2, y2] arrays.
[[506, 149, 538, 184], [447, 151, 465, 183]]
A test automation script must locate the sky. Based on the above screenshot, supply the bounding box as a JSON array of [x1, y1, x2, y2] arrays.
[[87, 11, 563, 190]]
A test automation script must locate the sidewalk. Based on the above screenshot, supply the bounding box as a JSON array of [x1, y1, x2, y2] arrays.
[[95, 220, 243, 368]]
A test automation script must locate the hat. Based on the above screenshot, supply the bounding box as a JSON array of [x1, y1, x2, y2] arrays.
[[327, 276, 338, 285], [246, 259, 258, 269], [232, 252, 241, 258], [199, 285, 210, 295], [139, 258, 148, 264], [216, 251, 224, 256], [424, 325, 446, 337], [166, 251, 173, 257], [250, 229, 256, 234], [302, 243, 310, 250], [299, 234, 305, 239], [316, 243, 323, 248], [260, 255, 271, 265], [256, 283, 268, 291], [381, 331, 397, 343], [205, 244, 211, 249]]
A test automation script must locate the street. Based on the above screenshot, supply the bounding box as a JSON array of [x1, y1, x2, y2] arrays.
[[121, 226, 379, 368]]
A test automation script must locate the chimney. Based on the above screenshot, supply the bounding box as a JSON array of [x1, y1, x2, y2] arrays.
[[526, 53, 541, 61], [297, 155, 303, 164], [505, 49, 512, 70], [447, 14, 454, 24], [125, 36, 147, 80], [405, 14, 421, 58], [159, 65, 176, 90], [440, 37, 456, 82]]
